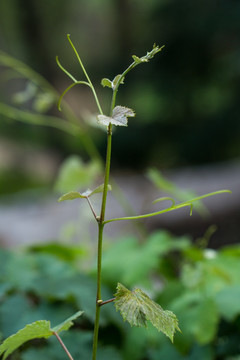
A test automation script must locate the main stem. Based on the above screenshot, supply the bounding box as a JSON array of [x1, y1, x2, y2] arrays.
[[92, 123, 112, 360]]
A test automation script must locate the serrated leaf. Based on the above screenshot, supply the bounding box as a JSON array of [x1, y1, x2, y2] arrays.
[[58, 184, 111, 202], [101, 78, 112, 88], [97, 106, 135, 127], [0, 311, 83, 360], [114, 283, 180, 342]]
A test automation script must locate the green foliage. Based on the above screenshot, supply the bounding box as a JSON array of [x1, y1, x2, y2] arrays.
[[1, 234, 240, 359], [97, 106, 135, 127], [114, 283, 180, 342], [101, 231, 190, 287], [0, 311, 83, 360]]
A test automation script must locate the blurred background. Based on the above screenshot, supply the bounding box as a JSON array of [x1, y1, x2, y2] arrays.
[[0, 0, 239, 246]]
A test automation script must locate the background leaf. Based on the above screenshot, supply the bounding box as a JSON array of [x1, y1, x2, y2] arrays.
[[54, 155, 102, 193], [58, 191, 85, 202]]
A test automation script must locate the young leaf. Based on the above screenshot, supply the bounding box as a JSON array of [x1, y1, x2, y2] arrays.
[[112, 75, 124, 89], [132, 44, 165, 65], [58, 191, 85, 202], [58, 184, 111, 202], [97, 106, 135, 127], [88, 184, 112, 197], [101, 78, 112, 88], [132, 55, 148, 64], [0, 311, 83, 360], [114, 283, 180, 342]]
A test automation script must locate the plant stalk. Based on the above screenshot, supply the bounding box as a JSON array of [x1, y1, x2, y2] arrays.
[[92, 123, 113, 360]]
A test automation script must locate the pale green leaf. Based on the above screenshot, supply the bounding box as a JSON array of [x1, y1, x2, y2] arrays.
[[97, 106, 135, 127], [114, 283, 180, 342], [101, 78, 112, 88], [58, 184, 111, 202], [112, 75, 124, 89], [58, 191, 85, 202], [0, 311, 83, 360], [51, 310, 83, 332], [54, 156, 102, 193], [88, 184, 112, 197]]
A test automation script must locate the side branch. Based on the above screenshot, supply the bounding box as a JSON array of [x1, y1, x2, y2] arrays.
[[99, 298, 116, 307], [103, 190, 231, 225]]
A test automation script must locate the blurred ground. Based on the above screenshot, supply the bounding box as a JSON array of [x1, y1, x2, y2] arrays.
[[0, 161, 238, 248]]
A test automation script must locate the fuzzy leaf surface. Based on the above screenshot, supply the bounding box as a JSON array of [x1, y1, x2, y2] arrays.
[[97, 106, 135, 127], [114, 283, 180, 342], [0, 311, 83, 359]]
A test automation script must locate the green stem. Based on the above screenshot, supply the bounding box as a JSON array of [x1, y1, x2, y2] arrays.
[[92, 124, 113, 360], [91, 54, 147, 360], [92, 223, 104, 360], [100, 124, 112, 222], [110, 62, 136, 114]]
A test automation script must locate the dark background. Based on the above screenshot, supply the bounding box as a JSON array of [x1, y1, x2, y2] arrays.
[[0, 0, 239, 170]]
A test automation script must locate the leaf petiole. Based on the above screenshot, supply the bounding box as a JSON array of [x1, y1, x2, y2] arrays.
[[53, 332, 74, 360]]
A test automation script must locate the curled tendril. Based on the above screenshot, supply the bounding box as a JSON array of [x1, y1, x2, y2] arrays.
[[56, 35, 103, 115], [57, 81, 91, 111], [153, 196, 175, 207]]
